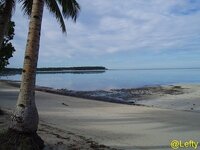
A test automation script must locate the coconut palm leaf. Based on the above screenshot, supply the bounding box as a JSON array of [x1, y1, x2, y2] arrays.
[[56, 0, 80, 21], [45, 0, 66, 32], [18, 0, 32, 16], [0, 0, 16, 14]]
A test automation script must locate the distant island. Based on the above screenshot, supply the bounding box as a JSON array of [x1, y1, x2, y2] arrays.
[[37, 66, 107, 71], [1, 66, 108, 75]]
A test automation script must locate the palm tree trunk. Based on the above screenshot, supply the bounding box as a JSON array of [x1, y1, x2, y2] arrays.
[[0, 0, 13, 49], [10, 0, 44, 133]]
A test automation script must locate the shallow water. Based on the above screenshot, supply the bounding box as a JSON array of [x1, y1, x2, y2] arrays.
[[1, 69, 200, 91]]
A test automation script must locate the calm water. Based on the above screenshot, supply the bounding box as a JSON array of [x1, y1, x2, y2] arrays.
[[1, 69, 200, 91]]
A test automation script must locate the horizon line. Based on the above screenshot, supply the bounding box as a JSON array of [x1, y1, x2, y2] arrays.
[[109, 67, 200, 70]]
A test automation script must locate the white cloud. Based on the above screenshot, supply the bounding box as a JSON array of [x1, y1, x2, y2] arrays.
[[9, 0, 200, 68]]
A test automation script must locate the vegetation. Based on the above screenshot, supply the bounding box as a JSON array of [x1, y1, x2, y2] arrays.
[[1, 66, 107, 75], [0, 21, 16, 71], [0, 0, 77, 49], [0, 0, 80, 150], [37, 66, 107, 71], [0, 0, 14, 49]]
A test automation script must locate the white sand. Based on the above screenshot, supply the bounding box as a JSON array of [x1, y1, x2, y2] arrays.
[[0, 81, 200, 150], [136, 84, 200, 112]]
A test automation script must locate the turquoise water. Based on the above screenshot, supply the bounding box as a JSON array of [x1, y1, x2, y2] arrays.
[[1, 69, 200, 91]]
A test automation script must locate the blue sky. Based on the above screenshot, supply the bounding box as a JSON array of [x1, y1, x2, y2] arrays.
[[9, 0, 200, 69]]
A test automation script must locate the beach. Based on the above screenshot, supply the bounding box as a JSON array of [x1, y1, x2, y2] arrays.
[[0, 80, 200, 149]]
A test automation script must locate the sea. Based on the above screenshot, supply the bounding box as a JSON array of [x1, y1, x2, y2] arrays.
[[1, 68, 200, 91]]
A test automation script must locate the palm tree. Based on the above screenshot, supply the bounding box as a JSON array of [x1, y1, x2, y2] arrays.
[[0, 0, 77, 49], [0, 0, 80, 149]]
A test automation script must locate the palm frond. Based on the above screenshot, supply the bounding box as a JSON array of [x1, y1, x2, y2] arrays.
[[45, 0, 66, 33], [56, 0, 80, 22], [0, 0, 16, 15], [11, 0, 16, 15], [0, 0, 6, 5], [18, 0, 32, 16], [0, 1, 4, 10]]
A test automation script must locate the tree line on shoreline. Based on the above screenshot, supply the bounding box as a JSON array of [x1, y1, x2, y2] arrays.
[[1, 66, 107, 73]]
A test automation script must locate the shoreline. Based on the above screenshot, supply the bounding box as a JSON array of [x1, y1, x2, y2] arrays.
[[1, 79, 200, 112], [0, 79, 187, 103]]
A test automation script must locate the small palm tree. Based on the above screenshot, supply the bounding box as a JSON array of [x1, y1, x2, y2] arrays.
[[0, 0, 80, 149]]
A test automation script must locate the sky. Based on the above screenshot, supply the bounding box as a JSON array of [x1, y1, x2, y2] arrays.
[[9, 0, 200, 69]]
